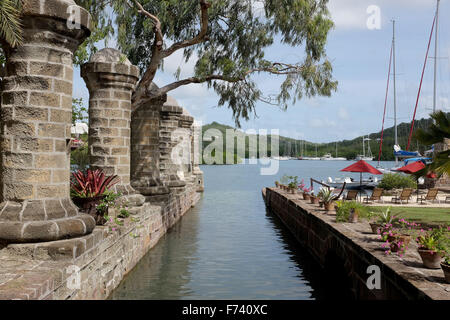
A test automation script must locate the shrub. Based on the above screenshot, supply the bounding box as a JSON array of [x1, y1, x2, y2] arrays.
[[378, 173, 417, 191], [335, 201, 369, 222]]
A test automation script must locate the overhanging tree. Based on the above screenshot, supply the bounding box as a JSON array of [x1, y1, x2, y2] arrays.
[[1, 0, 336, 127]]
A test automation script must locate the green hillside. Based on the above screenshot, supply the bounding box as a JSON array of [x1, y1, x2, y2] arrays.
[[202, 115, 438, 161]]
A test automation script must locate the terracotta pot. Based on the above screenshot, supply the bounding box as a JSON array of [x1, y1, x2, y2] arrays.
[[303, 193, 310, 201], [310, 196, 319, 204], [418, 249, 444, 269], [324, 202, 334, 212], [348, 208, 359, 223], [289, 188, 296, 194], [441, 263, 450, 283], [387, 234, 411, 247], [369, 223, 382, 234], [72, 195, 107, 226]]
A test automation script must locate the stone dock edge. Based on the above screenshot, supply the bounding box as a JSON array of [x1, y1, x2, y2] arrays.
[[0, 187, 201, 300], [262, 187, 450, 300]]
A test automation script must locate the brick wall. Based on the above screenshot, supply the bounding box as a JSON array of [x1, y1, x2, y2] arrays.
[[0, 184, 201, 299]]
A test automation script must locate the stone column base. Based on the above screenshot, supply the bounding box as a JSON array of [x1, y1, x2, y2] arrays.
[[0, 200, 95, 243]]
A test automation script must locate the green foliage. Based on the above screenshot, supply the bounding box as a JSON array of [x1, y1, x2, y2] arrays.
[[375, 206, 398, 225], [201, 149, 242, 165], [202, 117, 440, 159], [73, 0, 115, 65], [287, 176, 298, 189], [416, 227, 448, 253], [378, 173, 417, 191], [414, 111, 450, 176], [96, 191, 122, 214], [72, 98, 88, 125], [0, 0, 23, 48], [335, 201, 369, 223], [71, 142, 89, 171], [76, 0, 337, 126], [318, 188, 334, 203]]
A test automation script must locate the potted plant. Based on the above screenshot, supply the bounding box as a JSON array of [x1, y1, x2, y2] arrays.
[[441, 254, 450, 284], [320, 189, 335, 212], [287, 176, 299, 194], [275, 181, 280, 188], [71, 169, 118, 225], [416, 228, 446, 269], [309, 192, 319, 204], [370, 207, 398, 234]]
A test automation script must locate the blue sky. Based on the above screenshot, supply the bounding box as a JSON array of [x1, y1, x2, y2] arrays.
[[72, 0, 450, 144]]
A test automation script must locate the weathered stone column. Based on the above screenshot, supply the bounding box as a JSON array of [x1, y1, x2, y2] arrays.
[[81, 49, 144, 207], [192, 121, 205, 192], [159, 98, 187, 191], [0, 0, 95, 243], [130, 86, 169, 198]]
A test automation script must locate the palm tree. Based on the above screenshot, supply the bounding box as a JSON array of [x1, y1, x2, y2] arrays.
[[414, 111, 450, 175], [0, 0, 23, 48]]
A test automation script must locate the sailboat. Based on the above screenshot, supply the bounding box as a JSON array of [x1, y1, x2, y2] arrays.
[[321, 142, 347, 160], [377, 2, 441, 172], [356, 135, 374, 161]]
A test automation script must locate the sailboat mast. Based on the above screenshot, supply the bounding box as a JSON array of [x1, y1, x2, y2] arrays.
[[363, 136, 365, 157], [392, 20, 398, 166], [433, 0, 440, 113]]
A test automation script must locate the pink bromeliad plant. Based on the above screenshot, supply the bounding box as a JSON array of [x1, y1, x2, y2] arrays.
[[71, 169, 118, 198]]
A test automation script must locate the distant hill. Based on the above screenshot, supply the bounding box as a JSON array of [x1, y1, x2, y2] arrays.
[[201, 115, 440, 161]]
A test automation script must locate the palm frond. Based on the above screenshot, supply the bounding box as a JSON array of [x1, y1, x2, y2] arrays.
[[0, 0, 23, 47]]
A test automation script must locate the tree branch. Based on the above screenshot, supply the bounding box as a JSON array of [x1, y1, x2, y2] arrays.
[[129, 0, 165, 104], [150, 62, 305, 98], [162, 0, 211, 58]]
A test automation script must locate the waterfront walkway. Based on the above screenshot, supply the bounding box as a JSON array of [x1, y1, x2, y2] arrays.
[[264, 187, 450, 300]]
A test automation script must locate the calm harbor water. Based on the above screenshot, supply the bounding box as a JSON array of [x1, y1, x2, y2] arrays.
[[109, 160, 396, 300]]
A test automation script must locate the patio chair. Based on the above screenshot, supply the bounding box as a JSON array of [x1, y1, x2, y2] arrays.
[[344, 190, 359, 201], [391, 188, 413, 204], [418, 188, 440, 204], [363, 188, 384, 204]]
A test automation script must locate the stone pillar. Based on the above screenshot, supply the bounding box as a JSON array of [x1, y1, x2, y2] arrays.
[[0, 0, 95, 243], [130, 87, 169, 198], [159, 98, 187, 192], [178, 109, 194, 182], [192, 121, 204, 192]]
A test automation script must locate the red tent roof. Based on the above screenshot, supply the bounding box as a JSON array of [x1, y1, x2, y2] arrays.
[[395, 161, 425, 175], [340, 160, 383, 175]]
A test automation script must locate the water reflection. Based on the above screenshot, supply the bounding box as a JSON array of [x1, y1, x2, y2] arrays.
[[110, 161, 392, 300]]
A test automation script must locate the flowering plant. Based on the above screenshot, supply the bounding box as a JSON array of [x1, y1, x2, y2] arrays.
[[381, 238, 408, 257], [298, 179, 312, 194], [416, 227, 447, 254], [378, 223, 395, 242]]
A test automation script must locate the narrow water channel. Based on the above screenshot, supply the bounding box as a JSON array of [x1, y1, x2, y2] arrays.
[[110, 161, 395, 299]]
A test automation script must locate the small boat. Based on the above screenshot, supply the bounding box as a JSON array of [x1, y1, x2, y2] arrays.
[[327, 176, 379, 190]]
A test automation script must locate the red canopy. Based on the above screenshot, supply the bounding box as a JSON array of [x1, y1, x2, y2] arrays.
[[340, 160, 383, 175], [395, 161, 425, 174]]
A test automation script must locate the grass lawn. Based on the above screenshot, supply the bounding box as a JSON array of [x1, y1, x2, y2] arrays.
[[369, 206, 450, 227]]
